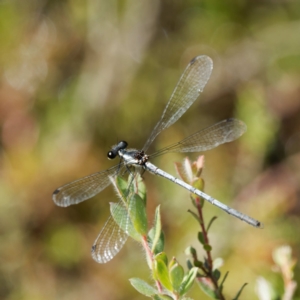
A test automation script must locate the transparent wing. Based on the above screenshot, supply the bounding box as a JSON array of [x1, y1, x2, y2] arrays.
[[52, 164, 123, 207], [91, 174, 143, 264], [91, 206, 128, 264], [143, 55, 213, 151], [150, 119, 247, 158]]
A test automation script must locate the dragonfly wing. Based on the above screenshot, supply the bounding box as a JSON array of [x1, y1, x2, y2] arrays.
[[91, 199, 130, 263], [143, 55, 213, 151], [151, 118, 246, 157], [52, 164, 122, 207], [176, 118, 247, 152]]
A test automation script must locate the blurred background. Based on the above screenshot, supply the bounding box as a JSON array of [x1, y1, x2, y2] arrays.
[[1, 0, 300, 299]]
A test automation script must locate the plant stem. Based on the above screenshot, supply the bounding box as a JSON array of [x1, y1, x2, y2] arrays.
[[195, 196, 225, 300], [195, 197, 213, 269], [141, 235, 163, 293]]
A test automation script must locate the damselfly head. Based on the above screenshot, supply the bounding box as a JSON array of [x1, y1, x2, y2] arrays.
[[107, 141, 128, 159]]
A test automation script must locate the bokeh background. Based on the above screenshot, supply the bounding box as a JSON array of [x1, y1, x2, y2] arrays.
[[1, 0, 300, 299]]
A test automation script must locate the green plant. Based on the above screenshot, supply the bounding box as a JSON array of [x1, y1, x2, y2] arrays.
[[111, 156, 248, 299], [176, 156, 247, 299], [256, 245, 297, 300]]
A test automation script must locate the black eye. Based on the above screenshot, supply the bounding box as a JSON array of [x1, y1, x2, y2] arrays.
[[119, 141, 128, 149], [107, 151, 116, 159]]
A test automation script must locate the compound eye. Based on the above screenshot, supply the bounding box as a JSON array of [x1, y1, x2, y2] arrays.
[[107, 151, 117, 159], [119, 141, 128, 149]]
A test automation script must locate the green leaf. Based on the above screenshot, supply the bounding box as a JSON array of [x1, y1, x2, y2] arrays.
[[129, 278, 157, 297], [213, 269, 221, 281], [110, 176, 130, 208], [186, 259, 193, 270], [132, 173, 147, 202], [198, 232, 205, 245], [154, 232, 165, 255], [151, 205, 162, 252], [110, 202, 140, 241], [192, 178, 204, 191], [191, 177, 204, 203], [193, 260, 203, 268], [232, 282, 248, 300], [153, 256, 172, 291], [115, 173, 146, 204], [185, 246, 197, 257], [187, 210, 200, 223], [203, 244, 212, 252], [190, 178, 205, 203], [218, 271, 228, 294], [155, 252, 168, 266], [169, 261, 184, 292], [197, 277, 217, 299], [148, 228, 165, 255], [128, 193, 148, 235], [179, 267, 198, 296], [115, 176, 128, 199], [168, 257, 177, 269], [206, 216, 217, 232], [111, 174, 148, 238]]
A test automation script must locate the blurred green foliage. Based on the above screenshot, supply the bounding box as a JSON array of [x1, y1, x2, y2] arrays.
[[0, 0, 300, 299]]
